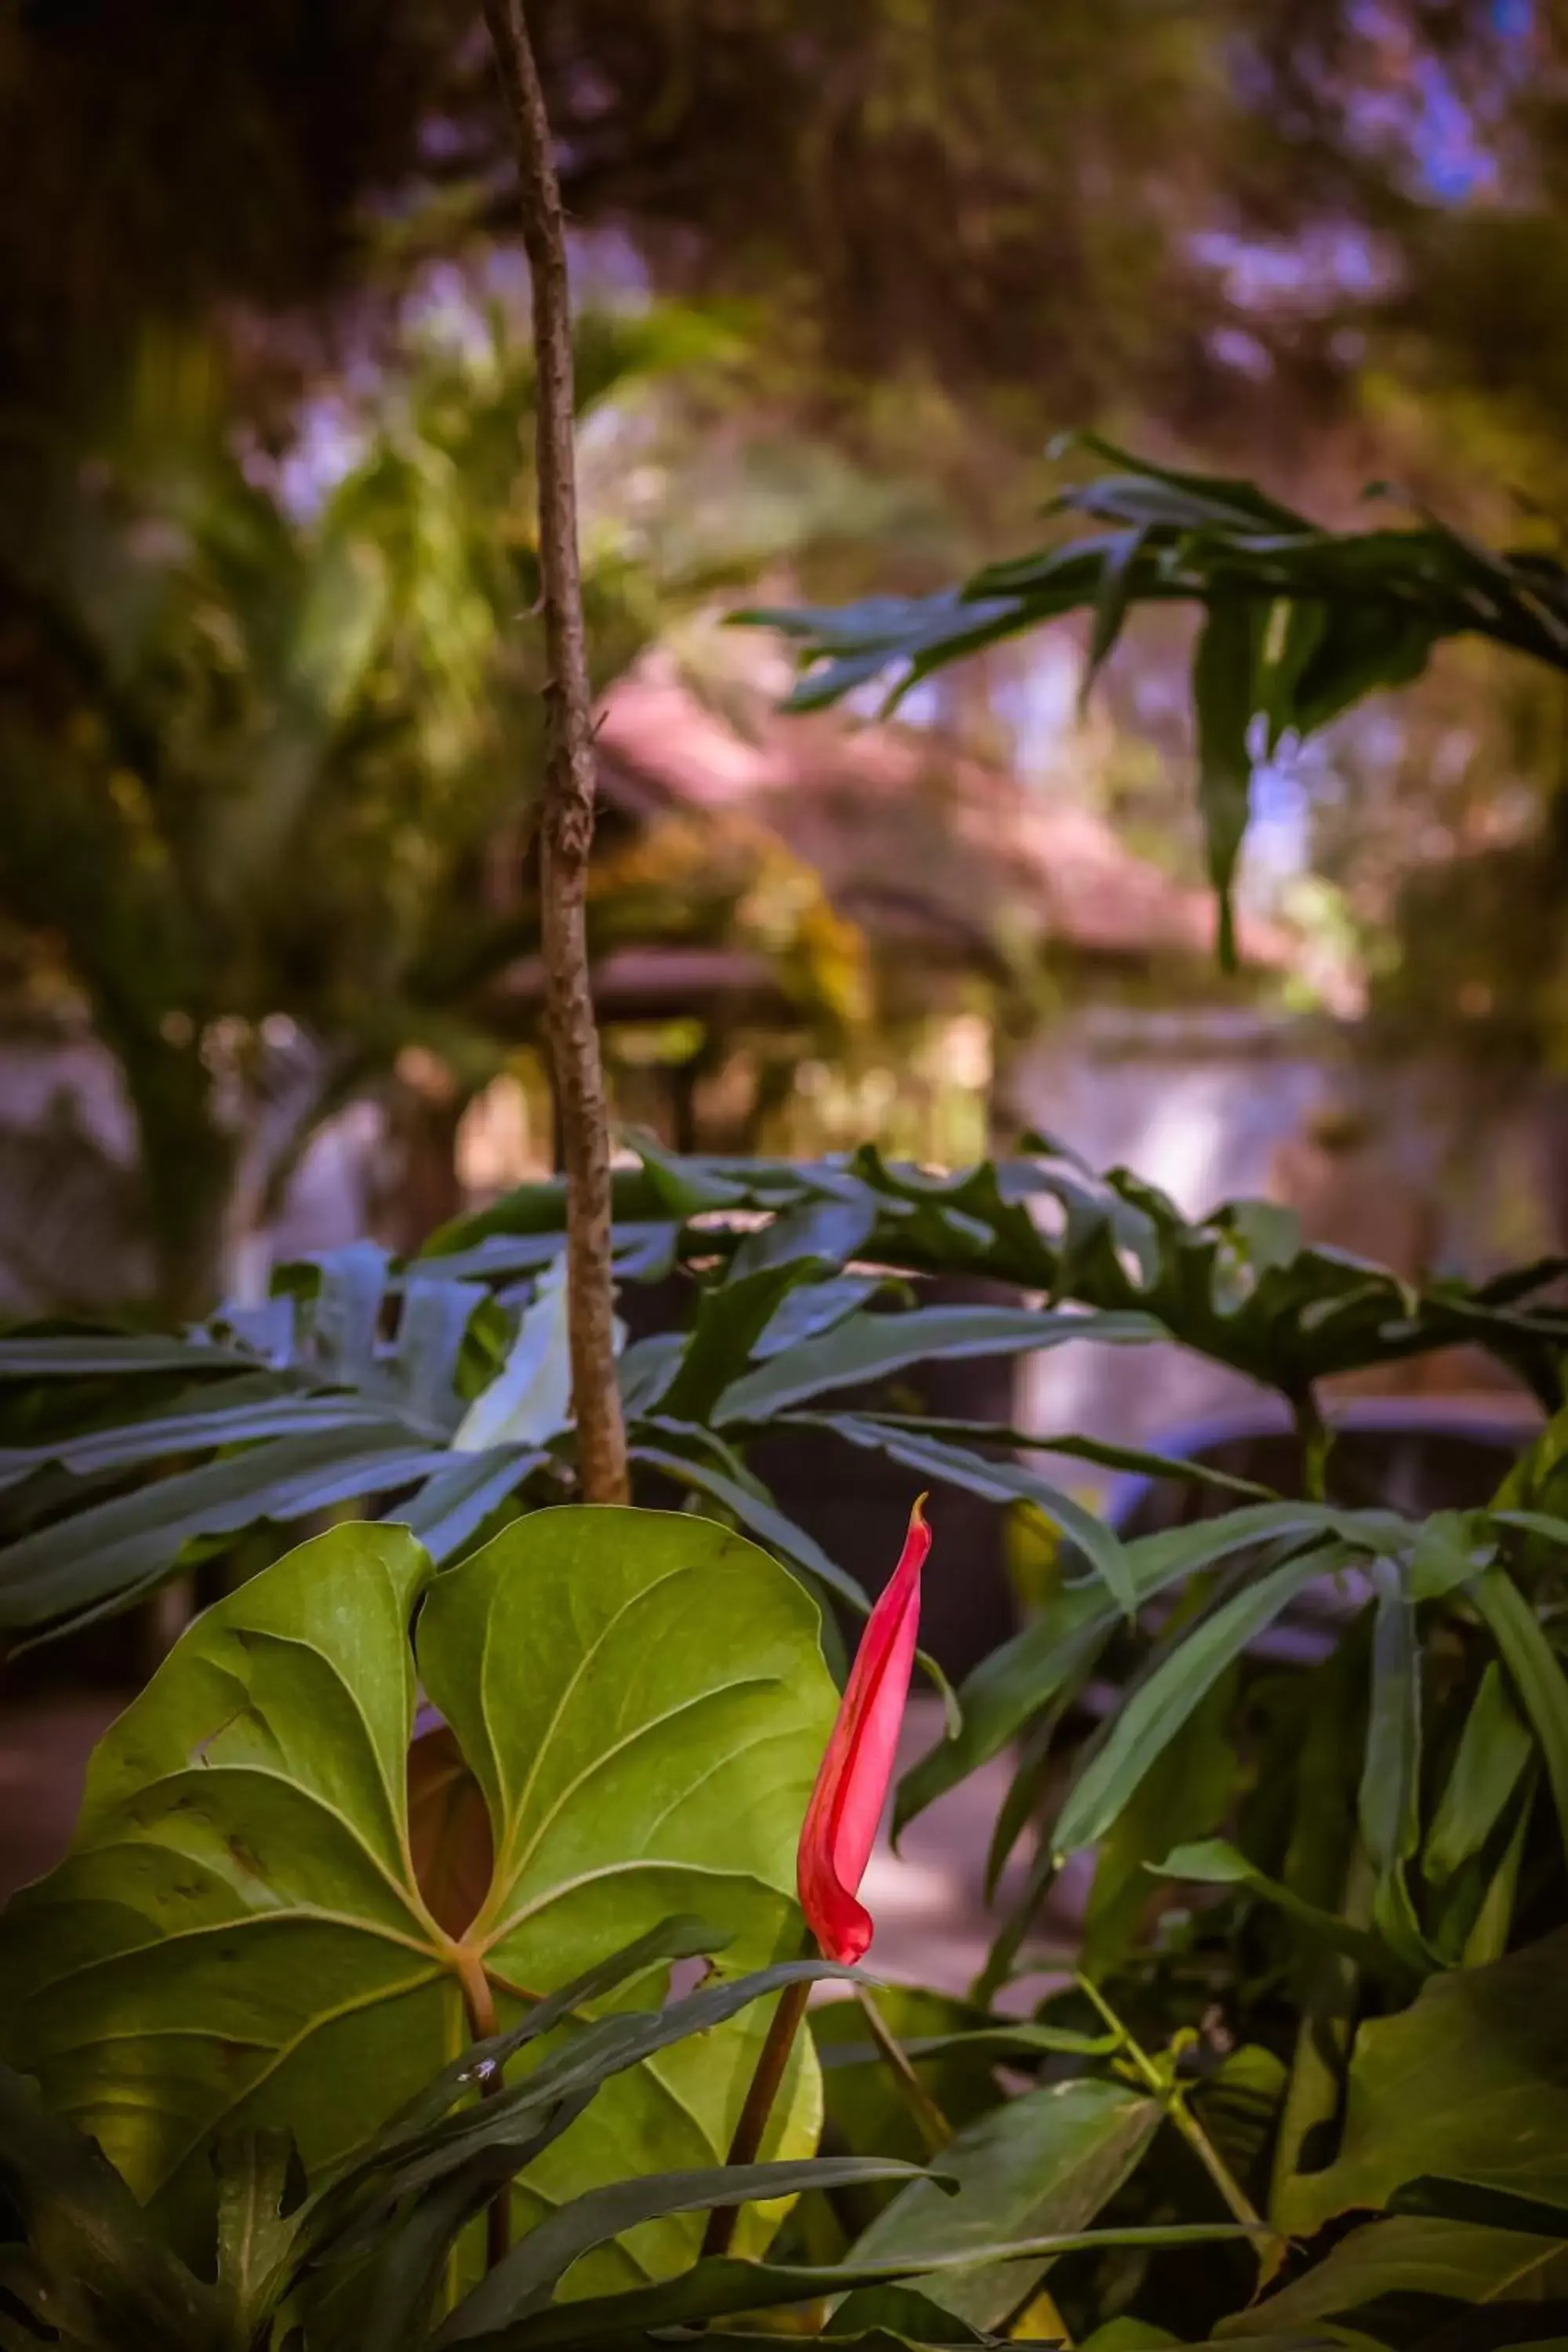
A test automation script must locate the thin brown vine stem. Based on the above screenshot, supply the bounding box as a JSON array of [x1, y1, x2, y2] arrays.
[[458, 1956, 512, 2273], [479, 0, 630, 1506], [701, 1975, 814, 2259]]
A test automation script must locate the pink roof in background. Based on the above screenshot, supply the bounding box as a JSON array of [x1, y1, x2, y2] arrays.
[[596, 663, 1294, 972]]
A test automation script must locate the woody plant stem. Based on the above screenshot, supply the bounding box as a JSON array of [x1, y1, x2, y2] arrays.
[[700, 1976, 814, 2259], [481, 0, 630, 1505]]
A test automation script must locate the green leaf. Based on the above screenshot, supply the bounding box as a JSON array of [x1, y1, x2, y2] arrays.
[[0, 1334, 254, 1377], [811, 1987, 1111, 2183], [1407, 1509, 1497, 1600], [0, 1521, 437, 2256], [895, 1580, 1113, 1842], [1457, 1765, 1536, 1966], [1261, 597, 1327, 751], [731, 1196, 877, 1278], [318, 1915, 724, 2165], [712, 1307, 1162, 1425], [212, 2131, 299, 2345], [1278, 1928, 1568, 2238], [1493, 1406, 1568, 1511], [415, 1507, 840, 2284], [628, 1437, 866, 1616], [749, 447, 1568, 987], [1424, 1661, 1534, 1886], [757, 1276, 889, 1360], [437, 2156, 931, 2342], [691, 2325, 1000, 2352], [1390, 2175, 1568, 2235], [822, 1414, 1137, 1617], [838, 1414, 1276, 1502], [289, 1241, 391, 1383], [1270, 597, 1438, 746], [895, 1504, 1364, 1838], [1053, 1544, 1353, 1859], [628, 1135, 757, 1217], [298, 1953, 860, 2342], [1469, 1564, 1568, 1866], [818, 2021, 1117, 2071], [451, 1262, 576, 1449], [390, 1273, 492, 1432], [655, 2339, 1001, 2351], [1054, 435, 1312, 531], [1218, 2216, 1568, 2336], [1083, 1671, 1238, 1975], [497, 2229, 1262, 2350], [0, 1508, 840, 2289], [307, 2169, 491, 2352], [1080, 526, 1152, 707], [615, 1337, 684, 1430], [660, 1262, 822, 1424], [1189, 2043, 1290, 2196], [0, 2064, 221, 2352], [844, 2080, 1162, 2332], [1079, 2325, 1184, 2350], [825, 2284, 1004, 2344], [316, 1965, 853, 2246], [1149, 1842, 1388, 1973], [0, 1429, 456, 1635], [1358, 1563, 1435, 1972], [1494, 1508, 1568, 1548], [1192, 597, 1265, 970], [0, 1392, 407, 1483], [397, 1446, 550, 1563]]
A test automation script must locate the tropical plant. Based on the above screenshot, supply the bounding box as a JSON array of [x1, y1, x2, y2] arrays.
[[0, 298, 868, 1319], [5, 1134, 1564, 1642], [9, 1129, 1566, 2341], [0, 310, 636, 1313], [9, 21, 1568, 2324], [742, 437, 1568, 964], [0, 1507, 1254, 2352]]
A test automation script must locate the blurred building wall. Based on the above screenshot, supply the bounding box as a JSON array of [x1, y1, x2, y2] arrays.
[[1012, 1004, 1559, 1465]]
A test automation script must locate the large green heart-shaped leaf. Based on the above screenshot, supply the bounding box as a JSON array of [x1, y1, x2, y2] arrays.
[[0, 1508, 838, 2291]]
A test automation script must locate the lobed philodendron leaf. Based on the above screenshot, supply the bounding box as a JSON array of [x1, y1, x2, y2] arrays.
[[1275, 1926, 1568, 2239], [451, 1260, 574, 1450], [0, 1508, 839, 2292]]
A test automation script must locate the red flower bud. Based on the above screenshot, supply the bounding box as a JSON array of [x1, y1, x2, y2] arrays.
[[797, 1496, 931, 1964]]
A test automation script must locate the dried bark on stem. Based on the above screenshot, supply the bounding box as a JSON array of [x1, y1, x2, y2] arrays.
[[481, 0, 630, 1504]]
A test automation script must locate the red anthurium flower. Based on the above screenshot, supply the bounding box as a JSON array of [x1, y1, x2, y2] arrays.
[[797, 1495, 931, 1964]]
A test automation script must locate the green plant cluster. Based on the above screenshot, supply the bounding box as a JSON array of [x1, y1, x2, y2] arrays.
[[743, 439, 1568, 967], [3, 1135, 1567, 2345]]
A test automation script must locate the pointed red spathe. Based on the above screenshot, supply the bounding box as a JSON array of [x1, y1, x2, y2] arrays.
[[797, 1496, 931, 1964]]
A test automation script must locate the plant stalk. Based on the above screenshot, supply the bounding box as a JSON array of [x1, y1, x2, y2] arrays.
[[480, 0, 630, 1506], [1290, 1382, 1330, 1504], [854, 1983, 952, 2157], [459, 1957, 512, 2274], [701, 1976, 813, 2259], [1076, 1976, 1270, 2245]]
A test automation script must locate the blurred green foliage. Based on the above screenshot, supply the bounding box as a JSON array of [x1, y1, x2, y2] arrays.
[[0, 304, 869, 1312]]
